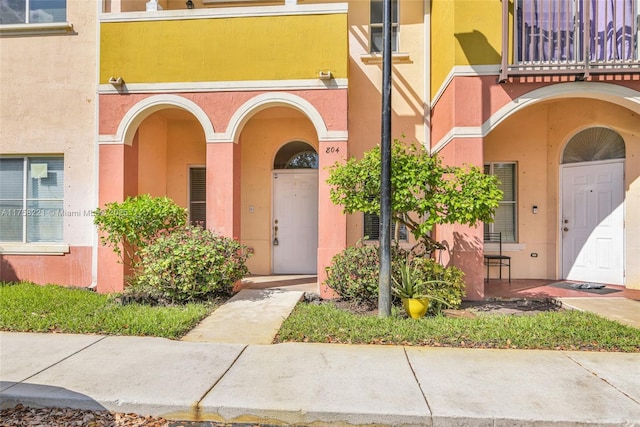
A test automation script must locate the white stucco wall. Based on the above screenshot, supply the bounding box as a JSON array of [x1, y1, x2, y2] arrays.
[[0, 0, 98, 247]]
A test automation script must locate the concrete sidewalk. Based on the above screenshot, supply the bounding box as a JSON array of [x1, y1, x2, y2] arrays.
[[1, 332, 639, 426]]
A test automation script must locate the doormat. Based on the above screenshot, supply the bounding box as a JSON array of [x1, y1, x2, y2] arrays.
[[548, 282, 622, 295]]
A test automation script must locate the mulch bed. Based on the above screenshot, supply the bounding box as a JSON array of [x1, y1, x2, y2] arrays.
[[311, 296, 562, 317], [0, 404, 281, 427], [0, 405, 169, 427]]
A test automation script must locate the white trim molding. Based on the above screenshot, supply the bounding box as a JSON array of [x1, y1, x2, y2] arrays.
[[0, 22, 75, 37], [432, 126, 483, 153], [100, 94, 216, 146], [433, 82, 640, 153], [100, 2, 348, 23], [98, 79, 348, 95], [0, 243, 70, 255], [431, 65, 500, 108], [217, 92, 347, 143], [100, 92, 348, 145], [360, 53, 412, 64]]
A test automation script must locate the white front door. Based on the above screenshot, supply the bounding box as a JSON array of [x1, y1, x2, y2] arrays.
[[561, 161, 624, 285], [272, 170, 318, 274]]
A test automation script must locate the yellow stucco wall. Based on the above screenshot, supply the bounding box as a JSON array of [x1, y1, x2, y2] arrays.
[[485, 98, 640, 287], [430, 0, 502, 97], [0, 0, 97, 246], [100, 13, 348, 83]]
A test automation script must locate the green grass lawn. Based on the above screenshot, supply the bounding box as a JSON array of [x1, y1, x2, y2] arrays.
[[276, 303, 640, 352], [0, 282, 213, 339]]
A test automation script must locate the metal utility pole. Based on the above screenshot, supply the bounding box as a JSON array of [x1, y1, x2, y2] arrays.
[[378, 0, 392, 318]]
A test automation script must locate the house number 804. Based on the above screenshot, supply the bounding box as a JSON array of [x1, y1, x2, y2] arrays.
[[325, 147, 340, 154]]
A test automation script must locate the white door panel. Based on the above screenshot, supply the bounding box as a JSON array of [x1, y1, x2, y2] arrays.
[[561, 162, 624, 284], [272, 171, 318, 274]]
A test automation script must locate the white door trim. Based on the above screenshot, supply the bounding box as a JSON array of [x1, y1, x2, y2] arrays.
[[271, 169, 319, 274], [559, 159, 625, 284]]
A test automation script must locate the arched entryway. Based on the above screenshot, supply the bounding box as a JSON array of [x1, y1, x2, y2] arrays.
[[560, 127, 626, 285], [238, 105, 321, 276], [272, 141, 319, 274], [97, 103, 207, 292]]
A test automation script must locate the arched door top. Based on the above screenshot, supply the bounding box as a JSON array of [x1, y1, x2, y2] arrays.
[[274, 141, 318, 169], [562, 127, 626, 164]]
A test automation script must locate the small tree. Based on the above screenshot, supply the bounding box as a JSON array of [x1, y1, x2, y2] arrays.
[[93, 194, 187, 268], [327, 140, 502, 252]]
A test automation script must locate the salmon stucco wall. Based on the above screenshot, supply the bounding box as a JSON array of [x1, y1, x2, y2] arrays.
[[240, 108, 319, 275], [136, 111, 206, 208], [0, 247, 92, 287], [485, 98, 640, 287], [137, 115, 169, 198], [434, 137, 485, 300]]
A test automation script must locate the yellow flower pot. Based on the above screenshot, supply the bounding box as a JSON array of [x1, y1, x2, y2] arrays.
[[402, 297, 430, 319]]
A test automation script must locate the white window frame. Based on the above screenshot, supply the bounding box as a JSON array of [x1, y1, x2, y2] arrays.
[[370, 0, 399, 53], [0, 0, 67, 25], [484, 162, 517, 243], [0, 155, 65, 245]]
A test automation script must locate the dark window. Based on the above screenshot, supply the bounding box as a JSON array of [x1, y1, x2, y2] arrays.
[[189, 167, 206, 227], [370, 0, 398, 53]]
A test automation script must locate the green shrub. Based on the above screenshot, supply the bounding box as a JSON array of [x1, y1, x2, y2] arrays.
[[94, 194, 187, 267], [409, 257, 465, 314], [324, 242, 408, 305], [325, 241, 465, 313], [130, 225, 250, 304]]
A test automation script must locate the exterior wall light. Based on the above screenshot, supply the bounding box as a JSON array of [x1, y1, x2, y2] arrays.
[[186, 0, 194, 8], [318, 70, 332, 80]]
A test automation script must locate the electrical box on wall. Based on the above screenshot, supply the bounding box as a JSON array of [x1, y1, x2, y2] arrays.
[[532, 205, 538, 214]]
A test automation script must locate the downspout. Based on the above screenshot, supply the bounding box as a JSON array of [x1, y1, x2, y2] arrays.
[[424, 0, 431, 154], [90, 0, 102, 290]]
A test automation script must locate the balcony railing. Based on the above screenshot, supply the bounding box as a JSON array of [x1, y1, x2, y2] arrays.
[[500, 0, 640, 81]]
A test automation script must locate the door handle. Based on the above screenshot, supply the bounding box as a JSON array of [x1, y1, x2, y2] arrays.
[[273, 219, 279, 246]]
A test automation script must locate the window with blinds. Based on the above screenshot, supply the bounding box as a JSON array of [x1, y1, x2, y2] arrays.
[[189, 167, 206, 227], [484, 163, 517, 242], [0, 156, 64, 243], [364, 213, 408, 242]]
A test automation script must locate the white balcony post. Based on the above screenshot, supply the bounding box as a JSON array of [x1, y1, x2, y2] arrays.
[[146, 0, 163, 11]]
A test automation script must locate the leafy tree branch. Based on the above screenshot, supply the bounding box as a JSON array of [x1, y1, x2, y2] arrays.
[[327, 140, 503, 253]]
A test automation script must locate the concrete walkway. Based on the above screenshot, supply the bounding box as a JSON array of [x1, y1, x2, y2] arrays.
[[182, 275, 315, 344], [1, 332, 639, 426], [181, 288, 304, 344], [559, 297, 640, 329]]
